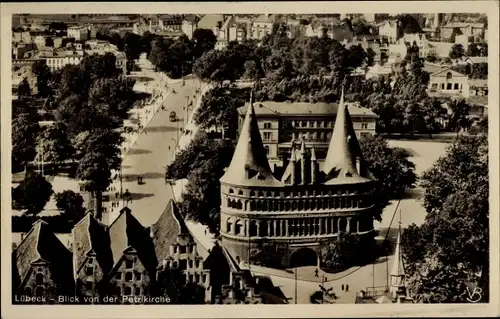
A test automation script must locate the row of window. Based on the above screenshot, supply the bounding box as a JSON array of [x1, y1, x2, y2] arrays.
[[227, 188, 361, 198], [226, 196, 367, 211], [286, 120, 333, 129], [431, 82, 463, 90], [172, 244, 196, 254], [115, 271, 142, 282]]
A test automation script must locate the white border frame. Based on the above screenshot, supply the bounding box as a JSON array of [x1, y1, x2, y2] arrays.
[[1, 2, 499, 318]]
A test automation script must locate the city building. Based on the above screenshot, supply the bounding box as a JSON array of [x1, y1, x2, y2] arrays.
[[428, 68, 469, 96], [13, 200, 265, 304], [12, 220, 75, 304], [221, 92, 378, 269], [377, 20, 401, 44], [305, 21, 354, 42], [158, 15, 181, 31], [365, 63, 392, 80], [181, 15, 200, 39], [439, 22, 485, 41], [205, 242, 263, 304], [67, 26, 89, 42], [250, 14, 281, 40], [236, 100, 377, 165], [151, 200, 212, 302]]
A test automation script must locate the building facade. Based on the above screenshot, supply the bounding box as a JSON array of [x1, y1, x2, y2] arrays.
[[428, 68, 469, 96], [67, 26, 89, 42], [221, 92, 378, 269], [236, 101, 377, 165]]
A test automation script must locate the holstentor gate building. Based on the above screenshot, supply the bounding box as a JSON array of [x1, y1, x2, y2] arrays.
[[219, 91, 378, 268]]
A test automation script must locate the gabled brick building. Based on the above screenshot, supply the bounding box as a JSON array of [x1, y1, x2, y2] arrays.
[[12, 220, 74, 304]]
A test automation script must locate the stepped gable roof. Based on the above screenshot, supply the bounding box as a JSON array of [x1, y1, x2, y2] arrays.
[[220, 96, 281, 187], [72, 212, 113, 278], [322, 89, 375, 185], [108, 207, 158, 274], [391, 226, 406, 277], [13, 220, 73, 290], [151, 199, 190, 263]]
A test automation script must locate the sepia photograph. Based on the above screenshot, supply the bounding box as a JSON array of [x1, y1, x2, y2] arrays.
[[1, 1, 499, 318]]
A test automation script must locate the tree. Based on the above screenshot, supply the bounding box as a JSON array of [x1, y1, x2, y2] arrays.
[[17, 78, 32, 99], [320, 232, 363, 271], [346, 44, 367, 69], [193, 86, 247, 138], [31, 60, 52, 97], [365, 48, 375, 67], [396, 14, 422, 34], [54, 190, 85, 222], [124, 32, 142, 60], [471, 62, 488, 79], [167, 132, 235, 234], [420, 98, 446, 138], [447, 99, 471, 136], [359, 134, 416, 208], [75, 129, 122, 216], [13, 172, 54, 216], [12, 113, 40, 171], [192, 28, 217, 58], [192, 49, 241, 84], [243, 60, 260, 81], [405, 135, 488, 302], [35, 122, 74, 168], [449, 44, 465, 61], [466, 43, 480, 57]]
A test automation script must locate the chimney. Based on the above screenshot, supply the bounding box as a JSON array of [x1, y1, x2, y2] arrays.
[[149, 226, 154, 238], [356, 157, 361, 175], [20, 233, 25, 241], [247, 289, 253, 298]]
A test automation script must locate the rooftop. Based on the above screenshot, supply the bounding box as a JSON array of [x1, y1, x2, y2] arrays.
[[237, 101, 377, 117]]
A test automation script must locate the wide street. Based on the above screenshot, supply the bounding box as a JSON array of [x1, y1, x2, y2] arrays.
[[106, 57, 202, 227]]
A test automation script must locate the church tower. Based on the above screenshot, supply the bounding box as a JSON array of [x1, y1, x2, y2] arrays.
[[390, 223, 407, 299]]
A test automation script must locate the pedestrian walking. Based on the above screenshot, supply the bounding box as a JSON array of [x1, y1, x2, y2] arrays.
[[315, 268, 319, 277], [341, 284, 344, 291], [168, 146, 171, 150], [346, 284, 349, 292], [115, 192, 119, 199]]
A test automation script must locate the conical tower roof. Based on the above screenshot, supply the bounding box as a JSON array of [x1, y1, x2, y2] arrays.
[[391, 225, 405, 277], [322, 89, 375, 184], [220, 98, 281, 187]]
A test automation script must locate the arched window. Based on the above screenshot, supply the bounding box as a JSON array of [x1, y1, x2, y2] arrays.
[[446, 72, 452, 80], [238, 190, 244, 195], [292, 201, 298, 210], [285, 201, 291, 211], [249, 221, 258, 237], [226, 219, 232, 233], [258, 191, 264, 197], [298, 201, 303, 211], [235, 220, 243, 235], [237, 200, 242, 210], [227, 198, 231, 207], [262, 201, 268, 211], [229, 189, 234, 194], [172, 261, 178, 268], [264, 145, 270, 155], [250, 201, 256, 211], [250, 191, 256, 197]]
